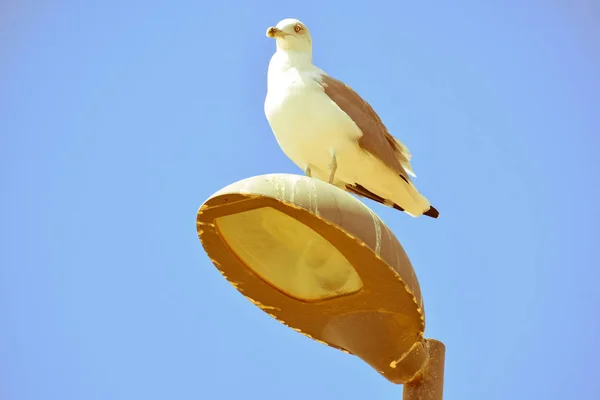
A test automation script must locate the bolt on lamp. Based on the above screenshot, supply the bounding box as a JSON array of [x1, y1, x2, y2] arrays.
[[196, 173, 445, 400]]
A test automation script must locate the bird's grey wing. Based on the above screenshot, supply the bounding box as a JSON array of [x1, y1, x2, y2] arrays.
[[318, 75, 415, 180]]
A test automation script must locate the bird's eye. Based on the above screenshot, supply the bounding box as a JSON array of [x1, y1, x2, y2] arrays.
[[294, 24, 303, 33]]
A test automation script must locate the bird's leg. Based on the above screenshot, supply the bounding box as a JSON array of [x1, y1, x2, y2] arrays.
[[305, 166, 312, 177], [328, 152, 337, 184]]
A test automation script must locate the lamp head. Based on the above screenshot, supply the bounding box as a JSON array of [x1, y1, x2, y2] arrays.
[[197, 174, 427, 384]]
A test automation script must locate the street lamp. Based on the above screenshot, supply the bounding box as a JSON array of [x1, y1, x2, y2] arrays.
[[196, 173, 445, 399]]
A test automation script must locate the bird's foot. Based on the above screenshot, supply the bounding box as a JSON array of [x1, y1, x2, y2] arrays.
[[328, 153, 337, 184], [305, 166, 312, 177]]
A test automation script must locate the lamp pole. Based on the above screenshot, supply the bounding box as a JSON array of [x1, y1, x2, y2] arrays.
[[197, 173, 445, 399], [403, 339, 445, 400]]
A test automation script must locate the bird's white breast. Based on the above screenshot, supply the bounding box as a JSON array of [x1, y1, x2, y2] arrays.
[[264, 51, 362, 174]]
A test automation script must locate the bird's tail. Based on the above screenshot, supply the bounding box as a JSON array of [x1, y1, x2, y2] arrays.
[[346, 181, 439, 218], [423, 205, 440, 218], [394, 174, 438, 218]]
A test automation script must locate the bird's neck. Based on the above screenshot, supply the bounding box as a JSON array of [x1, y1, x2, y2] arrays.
[[267, 50, 316, 92], [271, 49, 313, 71]]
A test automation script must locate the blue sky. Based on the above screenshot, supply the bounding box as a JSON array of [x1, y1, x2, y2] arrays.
[[2, 1, 599, 399]]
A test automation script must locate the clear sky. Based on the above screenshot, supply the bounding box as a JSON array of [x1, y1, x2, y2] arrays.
[[2, 1, 599, 399]]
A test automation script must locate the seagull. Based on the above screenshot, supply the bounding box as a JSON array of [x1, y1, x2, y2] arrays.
[[264, 18, 439, 218]]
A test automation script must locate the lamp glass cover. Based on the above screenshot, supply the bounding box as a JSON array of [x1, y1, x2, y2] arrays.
[[215, 207, 363, 301]]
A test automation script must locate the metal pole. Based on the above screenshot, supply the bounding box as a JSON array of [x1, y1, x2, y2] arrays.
[[403, 340, 446, 400]]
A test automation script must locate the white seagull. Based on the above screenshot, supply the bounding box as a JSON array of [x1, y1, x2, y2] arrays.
[[264, 18, 439, 218]]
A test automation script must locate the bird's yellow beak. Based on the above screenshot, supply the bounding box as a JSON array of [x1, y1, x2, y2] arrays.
[[266, 26, 285, 38]]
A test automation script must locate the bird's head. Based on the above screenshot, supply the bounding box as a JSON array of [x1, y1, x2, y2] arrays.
[[266, 18, 312, 54]]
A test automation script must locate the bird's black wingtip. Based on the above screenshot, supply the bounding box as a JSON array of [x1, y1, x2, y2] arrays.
[[424, 206, 440, 219]]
